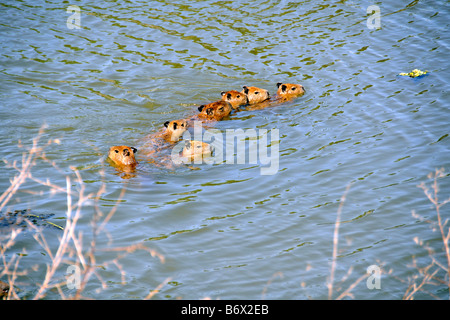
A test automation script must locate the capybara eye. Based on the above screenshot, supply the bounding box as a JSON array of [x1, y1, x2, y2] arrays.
[[173, 122, 178, 130], [219, 107, 224, 111], [237, 95, 240, 98], [114, 149, 119, 153], [292, 87, 296, 91], [255, 91, 259, 95]]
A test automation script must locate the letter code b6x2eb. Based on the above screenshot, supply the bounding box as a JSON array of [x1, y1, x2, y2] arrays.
[[225, 304, 268, 315]]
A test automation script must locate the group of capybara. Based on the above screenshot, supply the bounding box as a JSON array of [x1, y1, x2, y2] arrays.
[[107, 82, 305, 174], [0, 82, 305, 299]]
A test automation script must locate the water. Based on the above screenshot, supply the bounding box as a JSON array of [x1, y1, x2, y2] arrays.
[[1, 0, 449, 300]]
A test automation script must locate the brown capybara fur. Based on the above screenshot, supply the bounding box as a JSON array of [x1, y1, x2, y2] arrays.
[[241, 86, 270, 105], [162, 119, 188, 143], [275, 82, 305, 102], [245, 82, 305, 110], [181, 140, 212, 162], [221, 90, 248, 109], [197, 100, 232, 121], [107, 145, 138, 169], [140, 119, 188, 157]]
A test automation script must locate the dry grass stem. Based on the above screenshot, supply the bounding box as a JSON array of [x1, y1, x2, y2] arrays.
[[261, 271, 283, 299], [144, 276, 173, 300], [404, 168, 450, 299], [327, 183, 353, 300], [0, 126, 165, 299]]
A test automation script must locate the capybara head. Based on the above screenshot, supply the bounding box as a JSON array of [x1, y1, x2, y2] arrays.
[[197, 101, 232, 121], [276, 82, 305, 101], [108, 145, 138, 167], [163, 119, 188, 142], [182, 140, 212, 162], [241, 86, 270, 105], [221, 90, 248, 109]]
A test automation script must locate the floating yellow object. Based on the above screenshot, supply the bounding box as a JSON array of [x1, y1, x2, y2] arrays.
[[399, 69, 428, 78]]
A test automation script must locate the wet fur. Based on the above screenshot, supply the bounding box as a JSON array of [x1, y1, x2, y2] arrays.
[[244, 82, 305, 110], [221, 90, 249, 109], [182, 140, 212, 162], [197, 100, 232, 121], [107, 145, 138, 174]]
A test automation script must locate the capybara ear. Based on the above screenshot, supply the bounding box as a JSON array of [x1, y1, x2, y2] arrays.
[[221, 91, 226, 96], [164, 121, 170, 128], [276, 82, 282, 88], [198, 105, 205, 112], [242, 86, 249, 94], [131, 147, 137, 153]]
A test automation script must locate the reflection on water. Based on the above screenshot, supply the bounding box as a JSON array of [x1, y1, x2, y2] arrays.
[[0, 0, 449, 299]]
